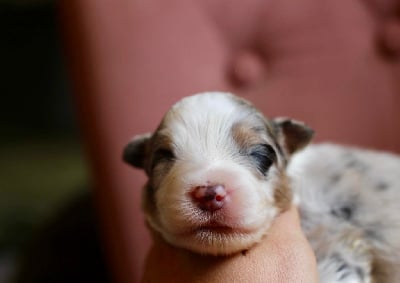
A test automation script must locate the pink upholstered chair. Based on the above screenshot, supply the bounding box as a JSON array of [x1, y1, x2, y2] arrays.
[[60, 1, 400, 282]]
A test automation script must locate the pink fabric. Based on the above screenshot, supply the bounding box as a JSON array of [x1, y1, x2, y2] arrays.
[[60, 1, 400, 282]]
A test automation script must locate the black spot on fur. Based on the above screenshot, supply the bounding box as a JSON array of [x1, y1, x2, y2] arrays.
[[365, 228, 383, 241], [336, 262, 351, 280], [337, 262, 348, 273], [375, 181, 389, 191], [331, 252, 367, 282], [331, 206, 353, 220], [356, 267, 365, 281], [345, 155, 368, 172], [331, 173, 341, 183]]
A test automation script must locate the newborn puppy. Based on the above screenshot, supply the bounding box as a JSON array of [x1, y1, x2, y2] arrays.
[[123, 92, 312, 255], [124, 92, 400, 282]]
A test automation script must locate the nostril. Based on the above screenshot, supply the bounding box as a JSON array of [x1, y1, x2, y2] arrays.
[[213, 185, 226, 200], [191, 184, 227, 211], [215, 194, 224, 202]]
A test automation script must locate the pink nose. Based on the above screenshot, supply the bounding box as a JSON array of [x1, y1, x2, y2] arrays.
[[191, 184, 227, 211]]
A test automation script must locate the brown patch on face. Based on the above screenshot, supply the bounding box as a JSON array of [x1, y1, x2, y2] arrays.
[[150, 121, 172, 148], [232, 121, 281, 176], [231, 120, 267, 150], [273, 173, 293, 212]]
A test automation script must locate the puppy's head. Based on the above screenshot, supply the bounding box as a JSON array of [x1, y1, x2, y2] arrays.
[[123, 92, 313, 255]]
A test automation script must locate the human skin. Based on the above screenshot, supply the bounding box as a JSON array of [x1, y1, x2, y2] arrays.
[[141, 206, 319, 283]]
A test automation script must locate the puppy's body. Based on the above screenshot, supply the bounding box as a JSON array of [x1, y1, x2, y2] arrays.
[[124, 92, 400, 283], [290, 144, 400, 282]]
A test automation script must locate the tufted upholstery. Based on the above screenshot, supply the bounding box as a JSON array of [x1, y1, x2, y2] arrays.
[[60, 1, 400, 282]]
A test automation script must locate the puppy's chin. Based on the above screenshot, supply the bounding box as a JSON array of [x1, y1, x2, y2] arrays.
[[151, 219, 273, 255], [143, 162, 285, 255]]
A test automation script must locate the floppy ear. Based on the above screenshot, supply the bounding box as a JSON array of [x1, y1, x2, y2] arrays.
[[273, 118, 314, 156], [123, 133, 152, 169]]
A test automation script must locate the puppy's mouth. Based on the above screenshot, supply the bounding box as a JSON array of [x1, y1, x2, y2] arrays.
[[168, 218, 269, 255], [190, 221, 249, 235], [196, 225, 234, 234], [174, 221, 263, 255]]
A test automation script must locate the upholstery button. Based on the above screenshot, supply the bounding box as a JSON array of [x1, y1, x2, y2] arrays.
[[229, 50, 266, 88]]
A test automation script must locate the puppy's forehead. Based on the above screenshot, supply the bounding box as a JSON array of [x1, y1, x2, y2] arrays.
[[168, 92, 250, 119], [158, 92, 267, 149]]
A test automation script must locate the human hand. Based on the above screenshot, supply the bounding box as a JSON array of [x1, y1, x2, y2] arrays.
[[141, 206, 318, 283]]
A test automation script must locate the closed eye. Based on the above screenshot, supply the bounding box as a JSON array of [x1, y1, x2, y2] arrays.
[[249, 144, 276, 175], [151, 148, 175, 169]]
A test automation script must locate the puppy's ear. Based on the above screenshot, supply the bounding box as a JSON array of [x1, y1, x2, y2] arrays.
[[273, 118, 314, 156], [123, 133, 152, 169]]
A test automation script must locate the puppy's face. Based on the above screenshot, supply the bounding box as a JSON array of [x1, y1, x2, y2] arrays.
[[124, 92, 313, 255]]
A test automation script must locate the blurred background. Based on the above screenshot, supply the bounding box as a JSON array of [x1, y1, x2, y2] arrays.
[[0, 1, 109, 282], [1, 0, 400, 282]]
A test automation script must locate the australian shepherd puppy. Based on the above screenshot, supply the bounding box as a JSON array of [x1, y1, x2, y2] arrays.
[[124, 92, 400, 283]]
